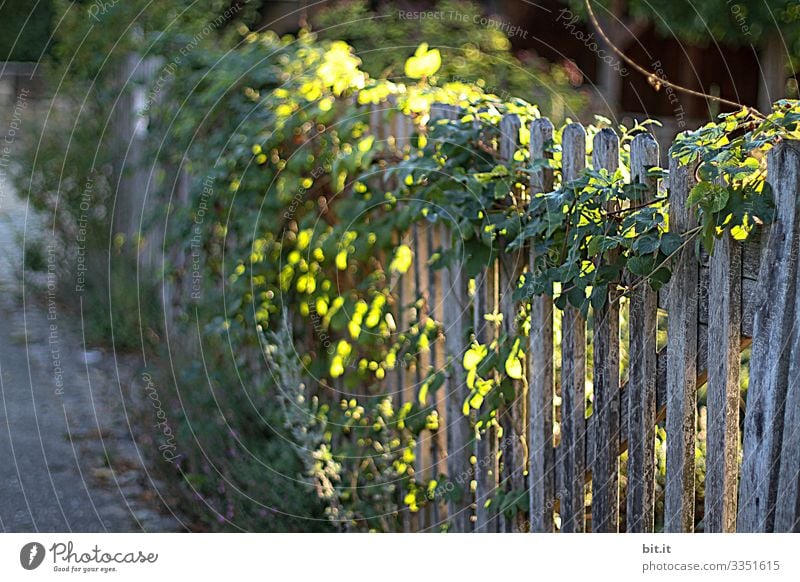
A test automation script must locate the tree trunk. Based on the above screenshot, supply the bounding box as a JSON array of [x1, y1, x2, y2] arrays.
[[758, 34, 787, 113], [594, 0, 647, 118]]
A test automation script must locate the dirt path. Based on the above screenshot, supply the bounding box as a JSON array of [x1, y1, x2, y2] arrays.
[[0, 147, 184, 532]]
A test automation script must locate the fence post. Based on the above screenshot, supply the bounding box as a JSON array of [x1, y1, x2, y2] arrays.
[[626, 133, 659, 533], [739, 141, 800, 532], [590, 128, 620, 533], [559, 122, 587, 533], [664, 155, 701, 532], [528, 118, 555, 533], [110, 53, 146, 241], [498, 113, 528, 532]]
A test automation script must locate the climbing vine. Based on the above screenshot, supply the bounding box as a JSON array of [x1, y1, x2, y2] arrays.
[[155, 23, 800, 530], [671, 101, 800, 254]]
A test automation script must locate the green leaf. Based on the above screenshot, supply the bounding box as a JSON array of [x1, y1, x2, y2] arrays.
[[701, 220, 717, 254], [504, 338, 524, 380], [464, 240, 494, 278], [590, 286, 607, 311], [566, 286, 586, 309], [632, 234, 660, 254], [505, 356, 523, 380], [588, 235, 619, 257], [649, 267, 672, 291], [627, 255, 656, 277], [659, 232, 683, 256], [463, 343, 488, 371], [404, 43, 441, 79], [688, 182, 728, 213], [494, 180, 510, 200], [696, 162, 719, 182]]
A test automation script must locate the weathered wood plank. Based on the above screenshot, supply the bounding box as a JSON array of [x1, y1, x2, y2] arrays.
[[430, 104, 474, 532], [425, 221, 444, 528], [626, 133, 659, 533], [468, 109, 500, 533], [585, 334, 754, 470], [704, 232, 742, 533], [559, 122, 587, 533], [742, 228, 764, 280], [442, 227, 473, 533], [386, 105, 409, 408], [663, 157, 699, 532], [739, 141, 800, 532], [528, 118, 556, 533], [414, 221, 432, 531], [396, 111, 416, 532], [497, 113, 528, 532], [589, 128, 621, 533], [429, 106, 461, 530], [696, 266, 757, 337], [661, 264, 757, 336], [474, 262, 500, 533], [776, 240, 800, 531]]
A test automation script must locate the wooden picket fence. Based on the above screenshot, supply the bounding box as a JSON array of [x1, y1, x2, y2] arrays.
[[113, 60, 800, 530], [371, 102, 800, 533]]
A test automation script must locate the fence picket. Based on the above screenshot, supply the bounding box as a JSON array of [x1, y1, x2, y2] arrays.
[[590, 128, 621, 533], [474, 262, 500, 532], [429, 103, 461, 524], [498, 113, 528, 532], [374, 101, 403, 406], [739, 141, 800, 532], [442, 234, 472, 532], [388, 109, 794, 533], [471, 110, 500, 533], [626, 133, 659, 533], [414, 220, 431, 531], [559, 122, 587, 533], [430, 104, 473, 532], [774, 144, 800, 534], [776, 259, 800, 531], [427, 222, 445, 528], [664, 157, 700, 532], [528, 118, 556, 533], [704, 231, 741, 532]]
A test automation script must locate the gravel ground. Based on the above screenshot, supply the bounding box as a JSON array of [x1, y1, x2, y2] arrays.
[[0, 139, 185, 532]]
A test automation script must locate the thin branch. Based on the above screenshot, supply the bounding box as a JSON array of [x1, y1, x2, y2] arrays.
[[584, 0, 766, 118], [604, 197, 666, 216], [612, 224, 703, 304]]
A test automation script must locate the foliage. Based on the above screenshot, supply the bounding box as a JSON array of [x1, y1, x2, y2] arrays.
[[156, 29, 425, 531], [153, 12, 603, 527], [158, 20, 800, 528], [399, 112, 676, 316], [160, 341, 332, 532], [520, 161, 676, 310], [25, 0, 800, 531], [312, 0, 585, 122], [670, 101, 800, 253], [15, 0, 261, 349], [566, 0, 800, 50], [0, 0, 52, 61]]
